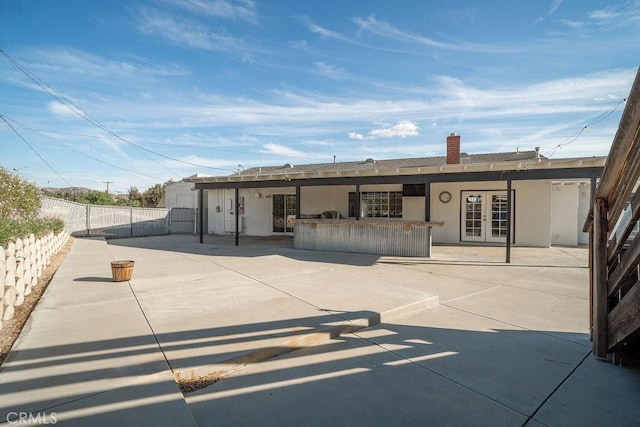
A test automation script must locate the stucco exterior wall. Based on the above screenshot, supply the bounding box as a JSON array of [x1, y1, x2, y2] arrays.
[[430, 180, 552, 247], [402, 197, 426, 221], [205, 180, 559, 246], [577, 183, 591, 245], [207, 187, 297, 236], [551, 184, 579, 246], [517, 180, 552, 247]]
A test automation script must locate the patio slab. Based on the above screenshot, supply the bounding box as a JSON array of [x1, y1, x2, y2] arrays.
[[1, 234, 638, 426]]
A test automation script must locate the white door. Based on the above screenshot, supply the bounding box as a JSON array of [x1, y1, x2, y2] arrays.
[[224, 189, 235, 232], [461, 191, 512, 243]]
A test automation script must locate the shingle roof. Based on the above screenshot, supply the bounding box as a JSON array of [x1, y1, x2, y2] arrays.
[[237, 151, 542, 177]]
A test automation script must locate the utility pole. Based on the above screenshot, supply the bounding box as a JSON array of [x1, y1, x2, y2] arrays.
[[103, 181, 113, 194]]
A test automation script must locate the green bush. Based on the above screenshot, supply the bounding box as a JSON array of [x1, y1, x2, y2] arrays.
[[0, 167, 66, 247], [0, 216, 65, 247], [0, 167, 40, 220]]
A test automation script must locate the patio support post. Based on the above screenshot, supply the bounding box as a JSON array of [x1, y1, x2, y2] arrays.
[[296, 184, 301, 219], [593, 197, 608, 358], [424, 180, 431, 221], [506, 179, 512, 263], [235, 187, 239, 246], [198, 188, 204, 244], [355, 184, 361, 220], [589, 228, 593, 340]]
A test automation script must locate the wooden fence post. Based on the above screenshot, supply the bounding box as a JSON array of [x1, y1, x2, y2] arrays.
[[593, 198, 608, 358]]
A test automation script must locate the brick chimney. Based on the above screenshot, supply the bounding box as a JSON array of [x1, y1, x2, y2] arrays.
[[446, 133, 460, 164]]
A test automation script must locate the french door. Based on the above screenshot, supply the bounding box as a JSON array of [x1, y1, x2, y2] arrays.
[[273, 194, 296, 233], [461, 191, 513, 243]]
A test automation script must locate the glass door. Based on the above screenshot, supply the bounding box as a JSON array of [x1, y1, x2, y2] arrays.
[[487, 192, 509, 243], [273, 194, 296, 233], [461, 191, 513, 243], [463, 193, 485, 242]]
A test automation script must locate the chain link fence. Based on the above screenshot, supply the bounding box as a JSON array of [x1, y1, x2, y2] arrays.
[[39, 196, 196, 238]]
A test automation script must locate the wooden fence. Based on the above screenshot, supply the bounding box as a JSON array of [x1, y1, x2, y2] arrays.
[[584, 67, 640, 362]]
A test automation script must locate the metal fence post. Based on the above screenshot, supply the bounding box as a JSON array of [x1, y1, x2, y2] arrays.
[[86, 204, 90, 236]]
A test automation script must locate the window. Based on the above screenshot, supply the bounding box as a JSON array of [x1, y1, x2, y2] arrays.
[[349, 191, 402, 218]]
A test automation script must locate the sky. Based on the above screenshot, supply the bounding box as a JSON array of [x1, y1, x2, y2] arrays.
[[0, 0, 639, 193]]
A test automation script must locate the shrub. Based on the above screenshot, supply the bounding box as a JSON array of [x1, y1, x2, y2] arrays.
[[0, 167, 40, 220], [0, 167, 65, 247]]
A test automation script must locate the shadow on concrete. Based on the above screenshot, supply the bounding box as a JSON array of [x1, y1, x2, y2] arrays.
[[73, 277, 115, 283], [2, 312, 639, 425], [104, 234, 382, 267], [102, 234, 587, 269], [376, 259, 588, 269]]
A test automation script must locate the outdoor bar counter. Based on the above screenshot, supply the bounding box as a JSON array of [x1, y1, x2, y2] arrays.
[[293, 219, 444, 257]]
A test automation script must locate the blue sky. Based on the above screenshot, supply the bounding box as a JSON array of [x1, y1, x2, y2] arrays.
[[1, 0, 639, 193]]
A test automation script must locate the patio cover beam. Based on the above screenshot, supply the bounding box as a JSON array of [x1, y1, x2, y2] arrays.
[[192, 167, 603, 190]]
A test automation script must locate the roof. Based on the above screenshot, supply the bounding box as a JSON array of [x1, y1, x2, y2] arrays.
[[238, 151, 542, 177], [184, 150, 606, 187]]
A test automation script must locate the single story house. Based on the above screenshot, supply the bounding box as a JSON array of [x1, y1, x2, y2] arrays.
[[185, 134, 605, 250]]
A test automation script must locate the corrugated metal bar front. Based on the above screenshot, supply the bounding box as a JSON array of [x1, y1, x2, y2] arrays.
[[294, 219, 431, 257]]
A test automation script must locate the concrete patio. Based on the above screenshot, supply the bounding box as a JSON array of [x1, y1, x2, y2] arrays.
[[0, 234, 639, 426]]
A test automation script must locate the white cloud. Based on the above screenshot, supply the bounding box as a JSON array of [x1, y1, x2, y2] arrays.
[[297, 16, 383, 51], [298, 16, 350, 42], [588, 8, 622, 21], [291, 40, 308, 51], [49, 68, 632, 138], [559, 1, 640, 31], [314, 62, 347, 79], [536, 0, 563, 23], [349, 121, 419, 141], [549, 0, 564, 15], [260, 143, 306, 158], [48, 101, 79, 117], [352, 15, 517, 54], [135, 7, 245, 52], [26, 47, 188, 80], [177, 154, 237, 170], [160, 0, 257, 23]]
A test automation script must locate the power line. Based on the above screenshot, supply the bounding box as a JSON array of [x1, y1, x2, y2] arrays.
[[0, 47, 180, 177], [0, 113, 72, 186], [15, 0, 59, 87], [4, 124, 321, 160], [547, 97, 627, 158], [0, 48, 235, 173], [2, 114, 166, 182]]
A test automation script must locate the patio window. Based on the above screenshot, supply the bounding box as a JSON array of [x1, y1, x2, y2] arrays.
[[349, 191, 402, 218]]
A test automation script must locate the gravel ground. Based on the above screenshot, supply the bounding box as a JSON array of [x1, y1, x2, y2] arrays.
[[0, 236, 75, 366]]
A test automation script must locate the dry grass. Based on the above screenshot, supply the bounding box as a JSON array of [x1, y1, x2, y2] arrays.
[[0, 236, 75, 366]]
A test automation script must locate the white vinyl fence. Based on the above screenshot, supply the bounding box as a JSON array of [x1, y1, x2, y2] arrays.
[[40, 196, 171, 238], [1, 230, 70, 329]]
